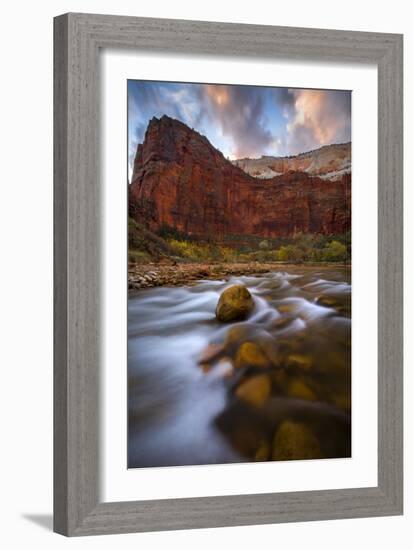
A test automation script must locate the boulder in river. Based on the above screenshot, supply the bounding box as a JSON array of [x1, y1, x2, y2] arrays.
[[215, 284, 254, 322]]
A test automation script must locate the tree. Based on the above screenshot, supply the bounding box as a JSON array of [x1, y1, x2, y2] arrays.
[[321, 240, 348, 262], [277, 244, 305, 262], [259, 239, 270, 251]]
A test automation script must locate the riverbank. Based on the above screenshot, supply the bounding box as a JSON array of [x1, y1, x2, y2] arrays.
[[128, 261, 351, 291]]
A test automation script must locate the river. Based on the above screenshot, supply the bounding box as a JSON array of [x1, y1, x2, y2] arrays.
[[128, 265, 351, 468]]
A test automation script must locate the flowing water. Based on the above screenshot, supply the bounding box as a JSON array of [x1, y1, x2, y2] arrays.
[[128, 266, 351, 468]]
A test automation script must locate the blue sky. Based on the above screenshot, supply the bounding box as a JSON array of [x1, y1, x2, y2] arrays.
[[128, 80, 351, 179]]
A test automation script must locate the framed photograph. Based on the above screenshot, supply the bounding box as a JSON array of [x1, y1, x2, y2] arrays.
[[54, 13, 403, 536]]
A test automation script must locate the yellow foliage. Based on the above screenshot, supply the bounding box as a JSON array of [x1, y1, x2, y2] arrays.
[[167, 239, 236, 262]]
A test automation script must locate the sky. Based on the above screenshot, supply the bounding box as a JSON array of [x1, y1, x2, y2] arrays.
[[128, 80, 351, 179]]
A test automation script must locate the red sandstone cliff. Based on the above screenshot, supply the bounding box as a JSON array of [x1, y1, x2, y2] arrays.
[[129, 115, 351, 239]]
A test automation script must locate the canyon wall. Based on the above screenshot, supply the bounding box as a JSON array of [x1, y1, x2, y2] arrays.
[[129, 115, 351, 239]]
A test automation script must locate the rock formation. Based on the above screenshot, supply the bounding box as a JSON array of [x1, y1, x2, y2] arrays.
[[233, 142, 351, 181], [129, 115, 351, 239]]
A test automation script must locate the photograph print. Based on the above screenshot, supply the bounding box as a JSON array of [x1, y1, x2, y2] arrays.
[[127, 80, 351, 468]]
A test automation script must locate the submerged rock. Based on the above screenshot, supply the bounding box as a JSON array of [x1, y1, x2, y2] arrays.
[[214, 400, 272, 459], [254, 440, 271, 461], [272, 316, 295, 330], [202, 358, 234, 379], [235, 342, 270, 369], [272, 420, 322, 461], [287, 378, 317, 401], [235, 374, 272, 407], [257, 335, 284, 368], [277, 303, 299, 314], [316, 295, 339, 308], [332, 392, 351, 412], [224, 323, 256, 352], [287, 353, 313, 370], [316, 294, 351, 316], [199, 363, 213, 374], [215, 284, 254, 323], [198, 343, 224, 364], [214, 358, 235, 379]]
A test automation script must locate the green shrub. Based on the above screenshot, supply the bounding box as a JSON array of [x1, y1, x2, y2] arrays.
[[274, 234, 349, 263], [320, 240, 348, 262], [277, 245, 305, 262], [128, 221, 350, 265], [128, 250, 151, 264], [157, 223, 189, 241], [128, 217, 174, 259]]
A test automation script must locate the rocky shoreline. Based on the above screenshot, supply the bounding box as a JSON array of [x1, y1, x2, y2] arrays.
[[128, 261, 350, 292]]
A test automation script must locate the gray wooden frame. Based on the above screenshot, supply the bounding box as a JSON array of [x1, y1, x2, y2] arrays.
[[54, 12, 403, 536]]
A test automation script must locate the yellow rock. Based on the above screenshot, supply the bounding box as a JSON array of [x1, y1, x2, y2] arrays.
[[287, 379, 317, 401], [216, 284, 254, 322], [258, 336, 283, 368], [235, 374, 271, 407], [272, 420, 323, 461], [235, 342, 269, 369]]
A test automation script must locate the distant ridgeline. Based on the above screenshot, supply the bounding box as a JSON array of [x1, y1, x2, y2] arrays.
[[129, 115, 351, 241], [232, 142, 351, 181]]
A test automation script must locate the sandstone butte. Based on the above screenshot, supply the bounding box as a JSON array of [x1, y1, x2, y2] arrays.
[[129, 115, 351, 239]]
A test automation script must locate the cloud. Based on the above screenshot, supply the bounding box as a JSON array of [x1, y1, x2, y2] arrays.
[[127, 81, 195, 178], [285, 89, 351, 153], [201, 85, 274, 158], [127, 80, 351, 177]]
